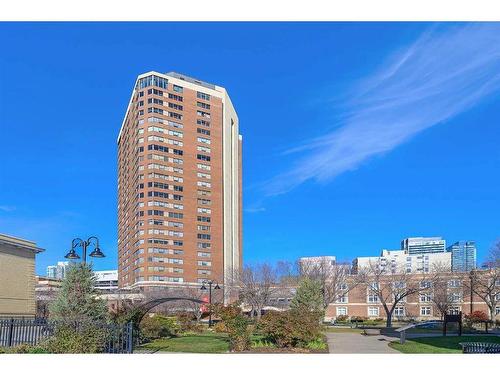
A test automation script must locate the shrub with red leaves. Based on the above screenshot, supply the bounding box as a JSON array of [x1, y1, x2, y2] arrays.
[[464, 310, 489, 326]]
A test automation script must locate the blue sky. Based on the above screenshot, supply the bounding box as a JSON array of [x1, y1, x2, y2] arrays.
[[0, 22, 499, 275]]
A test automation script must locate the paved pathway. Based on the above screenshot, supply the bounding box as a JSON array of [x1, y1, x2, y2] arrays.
[[326, 332, 399, 354]]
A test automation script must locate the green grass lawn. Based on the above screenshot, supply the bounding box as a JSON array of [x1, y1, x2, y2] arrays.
[[389, 335, 500, 353], [139, 332, 230, 353], [138, 331, 329, 353]]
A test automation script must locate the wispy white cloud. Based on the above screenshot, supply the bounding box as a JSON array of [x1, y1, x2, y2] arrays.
[[0, 205, 16, 212], [245, 206, 266, 213], [265, 23, 500, 196]]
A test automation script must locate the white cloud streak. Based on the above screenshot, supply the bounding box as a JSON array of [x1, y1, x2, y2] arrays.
[[0, 205, 16, 212], [265, 23, 500, 196], [245, 207, 266, 213]]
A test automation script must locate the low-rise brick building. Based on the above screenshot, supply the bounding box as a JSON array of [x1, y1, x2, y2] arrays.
[[326, 269, 498, 322]]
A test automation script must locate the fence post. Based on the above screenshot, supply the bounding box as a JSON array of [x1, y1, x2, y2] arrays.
[[127, 321, 133, 353], [7, 318, 14, 347]]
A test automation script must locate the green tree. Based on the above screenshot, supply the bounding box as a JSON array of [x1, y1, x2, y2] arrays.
[[50, 263, 108, 323], [213, 303, 251, 351], [46, 263, 109, 353], [139, 314, 180, 340], [290, 277, 324, 313], [258, 309, 323, 348]]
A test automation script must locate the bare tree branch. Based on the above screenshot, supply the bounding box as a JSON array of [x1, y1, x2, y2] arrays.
[[356, 260, 435, 327], [300, 257, 357, 309], [466, 242, 500, 320]]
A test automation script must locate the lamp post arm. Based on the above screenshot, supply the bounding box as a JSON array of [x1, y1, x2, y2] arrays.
[[66, 236, 103, 265], [72, 238, 85, 262], [72, 238, 85, 249], [87, 236, 100, 248]]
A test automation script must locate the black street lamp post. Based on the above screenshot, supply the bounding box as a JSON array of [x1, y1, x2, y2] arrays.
[[200, 280, 221, 327], [469, 270, 474, 315], [64, 236, 105, 264]]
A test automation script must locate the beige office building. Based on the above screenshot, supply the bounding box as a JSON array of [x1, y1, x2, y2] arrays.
[[353, 249, 452, 274], [0, 234, 44, 317], [117, 71, 242, 290]]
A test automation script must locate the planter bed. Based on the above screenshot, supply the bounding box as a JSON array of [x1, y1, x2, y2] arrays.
[[247, 347, 329, 353]]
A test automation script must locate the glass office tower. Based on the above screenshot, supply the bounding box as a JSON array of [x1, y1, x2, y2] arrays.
[[447, 241, 477, 272]]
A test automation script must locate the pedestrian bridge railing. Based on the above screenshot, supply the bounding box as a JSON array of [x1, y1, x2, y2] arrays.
[[395, 320, 443, 344]]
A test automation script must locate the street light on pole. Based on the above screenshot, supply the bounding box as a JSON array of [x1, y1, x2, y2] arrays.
[[200, 280, 220, 327], [469, 270, 474, 315], [65, 236, 105, 265]]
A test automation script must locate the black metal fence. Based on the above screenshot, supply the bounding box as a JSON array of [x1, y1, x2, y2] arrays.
[[0, 318, 134, 353], [104, 321, 135, 353]]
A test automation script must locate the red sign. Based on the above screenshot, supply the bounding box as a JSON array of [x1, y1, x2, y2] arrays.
[[200, 295, 210, 312]]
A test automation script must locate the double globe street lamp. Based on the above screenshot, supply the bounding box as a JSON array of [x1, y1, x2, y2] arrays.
[[200, 280, 221, 327], [65, 236, 105, 264]]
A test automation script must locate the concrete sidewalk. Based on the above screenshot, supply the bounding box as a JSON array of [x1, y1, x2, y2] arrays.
[[326, 332, 399, 354]]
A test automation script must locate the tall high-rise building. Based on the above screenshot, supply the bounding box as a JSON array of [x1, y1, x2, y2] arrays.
[[447, 241, 477, 272], [117, 71, 242, 290], [46, 261, 70, 280], [401, 237, 446, 255]]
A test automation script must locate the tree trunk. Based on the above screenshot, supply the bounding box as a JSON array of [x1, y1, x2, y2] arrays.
[[489, 305, 495, 321], [384, 306, 393, 328], [256, 308, 262, 321], [386, 314, 393, 328]]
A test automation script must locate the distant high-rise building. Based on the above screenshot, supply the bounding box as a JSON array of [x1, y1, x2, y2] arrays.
[[94, 270, 119, 290], [46, 266, 56, 279], [351, 236, 451, 274], [353, 249, 451, 274], [401, 237, 446, 255], [117, 71, 242, 290], [299, 256, 336, 275], [447, 241, 477, 272], [46, 261, 70, 280]]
